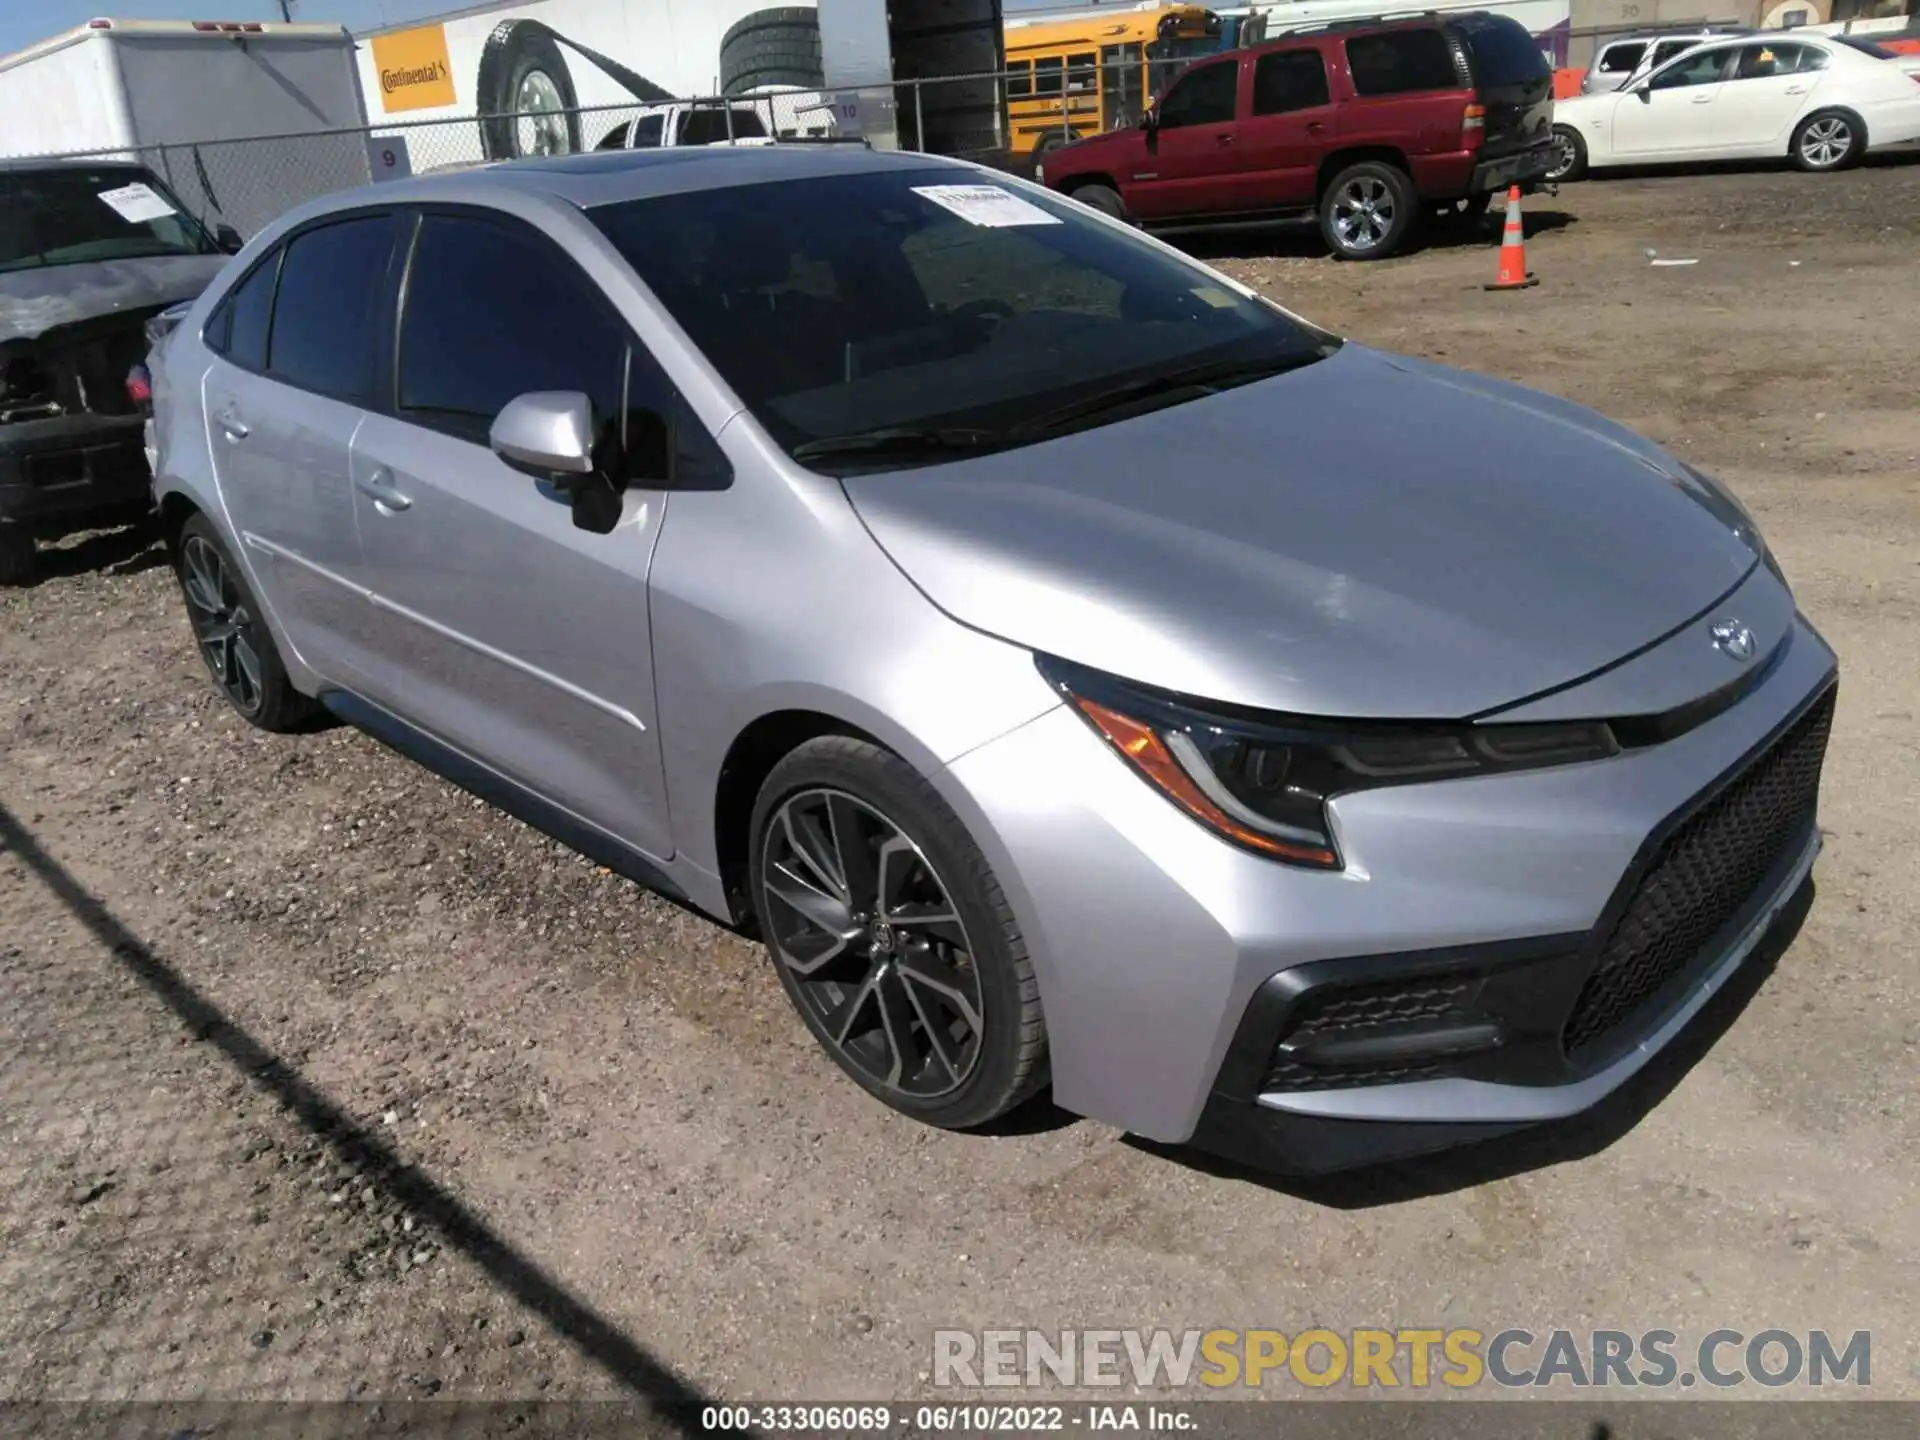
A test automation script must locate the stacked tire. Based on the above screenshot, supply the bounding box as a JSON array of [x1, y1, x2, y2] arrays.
[[720, 7, 825, 95]]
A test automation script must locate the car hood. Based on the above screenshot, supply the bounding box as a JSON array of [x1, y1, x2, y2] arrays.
[[841, 344, 1758, 719], [0, 254, 228, 346]]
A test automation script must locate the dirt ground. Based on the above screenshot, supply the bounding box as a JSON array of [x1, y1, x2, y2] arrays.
[[3, 157, 1918, 1418]]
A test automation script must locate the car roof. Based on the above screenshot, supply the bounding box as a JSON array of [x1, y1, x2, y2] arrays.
[[1606, 24, 1751, 43], [299, 144, 969, 215], [1251, 9, 1518, 48]]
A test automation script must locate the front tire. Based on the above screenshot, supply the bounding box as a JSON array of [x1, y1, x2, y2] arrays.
[[173, 513, 317, 732], [1319, 160, 1417, 260], [1066, 181, 1125, 220], [1792, 110, 1863, 172], [1547, 124, 1588, 182], [748, 736, 1048, 1130]]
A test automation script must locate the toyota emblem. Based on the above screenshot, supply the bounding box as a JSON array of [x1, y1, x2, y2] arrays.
[[1711, 619, 1756, 662]]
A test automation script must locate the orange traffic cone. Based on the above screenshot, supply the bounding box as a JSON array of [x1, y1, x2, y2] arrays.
[[1484, 185, 1538, 291]]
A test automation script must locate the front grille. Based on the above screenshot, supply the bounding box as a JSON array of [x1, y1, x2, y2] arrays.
[[1262, 974, 1478, 1093], [1562, 687, 1834, 1058]]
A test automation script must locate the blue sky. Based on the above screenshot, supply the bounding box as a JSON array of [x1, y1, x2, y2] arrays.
[[2, 0, 1072, 57]]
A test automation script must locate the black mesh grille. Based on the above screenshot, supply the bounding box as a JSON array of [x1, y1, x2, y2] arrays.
[[1562, 687, 1834, 1058], [1262, 974, 1477, 1093]]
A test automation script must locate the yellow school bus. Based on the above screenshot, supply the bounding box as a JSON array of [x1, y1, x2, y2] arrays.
[[1003, 4, 1232, 170]]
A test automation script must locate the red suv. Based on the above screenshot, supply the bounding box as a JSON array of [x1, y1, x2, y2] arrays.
[[1037, 11, 1556, 260]]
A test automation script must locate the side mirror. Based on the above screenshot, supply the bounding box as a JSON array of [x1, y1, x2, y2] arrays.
[[490, 391, 596, 477], [215, 223, 244, 253], [1140, 106, 1159, 132]]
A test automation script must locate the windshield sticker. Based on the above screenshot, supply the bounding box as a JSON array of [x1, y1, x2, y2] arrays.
[[1190, 287, 1237, 309], [97, 182, 178, 224], [911, 184, 1062, 229]]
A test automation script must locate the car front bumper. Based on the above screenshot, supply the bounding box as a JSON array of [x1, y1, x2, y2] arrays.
[[0, 412, 154, 536], [939, 598, 1838, 1172]]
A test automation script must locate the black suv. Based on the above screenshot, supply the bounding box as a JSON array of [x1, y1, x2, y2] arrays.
[[1, 159, 237, 583]]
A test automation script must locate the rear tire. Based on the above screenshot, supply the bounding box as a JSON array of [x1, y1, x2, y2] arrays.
[[0, 524, 35, 586], [1067, 181, 1125, 220], [748, 736, 1048, 1131], [1791, 109, 1863, 172], [173, 513, 318, 733], [1547, 124, 1588, 182], [1318, 160, 1417, 260]]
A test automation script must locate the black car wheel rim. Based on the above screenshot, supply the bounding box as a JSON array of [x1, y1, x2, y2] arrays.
[[760, 788, 984, 1099], [180, 535, 264, 715]]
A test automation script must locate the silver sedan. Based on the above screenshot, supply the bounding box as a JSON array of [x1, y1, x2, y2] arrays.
[[146, 146, 1835, 1173]]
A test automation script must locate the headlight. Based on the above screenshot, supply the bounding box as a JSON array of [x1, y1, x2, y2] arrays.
[[1040, 656, 1619, 870]]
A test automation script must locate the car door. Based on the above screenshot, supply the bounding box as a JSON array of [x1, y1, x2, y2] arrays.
[[1610, 44, 1737, 158], [1711, 42, 1831, 154], [1123, 56, 1246, 220], [199, 212, 402, 699], [1237, 47, 1337, 207], [346, 208, 700, 861]]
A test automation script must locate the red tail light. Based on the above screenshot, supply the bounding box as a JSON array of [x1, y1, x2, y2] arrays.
[[125, 364, 152, 408], [1463, 103, 1487, 147]]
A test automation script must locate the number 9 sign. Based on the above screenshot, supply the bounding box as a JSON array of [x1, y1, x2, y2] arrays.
[[366, 135, 414, 182]]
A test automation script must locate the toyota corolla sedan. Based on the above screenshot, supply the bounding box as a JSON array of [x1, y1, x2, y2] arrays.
[[146, 146, 1835, 1174]]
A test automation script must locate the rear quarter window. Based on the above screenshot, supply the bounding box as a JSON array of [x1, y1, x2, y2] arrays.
[[1345, 29, 1466, 96], [1597, 42, 1648, 74], [1452, 14, 1551, 87]]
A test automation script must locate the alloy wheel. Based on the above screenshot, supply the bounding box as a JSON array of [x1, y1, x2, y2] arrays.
[[1332, 177, 1396, 253], [179, 534, 264, 716], [1799, 116, 1851, 169], [760, 788, 984, 1100], [514, 69, 570, 155], [1548, 130, 1580, 181]]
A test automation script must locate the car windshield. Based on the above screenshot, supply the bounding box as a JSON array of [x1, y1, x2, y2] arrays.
[[0, 166, 220, 273], [591, 167, 1335, 470]]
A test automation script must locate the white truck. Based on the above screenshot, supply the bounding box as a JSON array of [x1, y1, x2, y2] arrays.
[[0, 18, 371, 236]]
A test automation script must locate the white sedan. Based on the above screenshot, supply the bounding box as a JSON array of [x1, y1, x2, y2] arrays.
[[1549, 32, 1920, 179]]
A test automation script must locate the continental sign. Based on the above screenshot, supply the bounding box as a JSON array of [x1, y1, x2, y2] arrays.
[[370, 24, 456, 113]]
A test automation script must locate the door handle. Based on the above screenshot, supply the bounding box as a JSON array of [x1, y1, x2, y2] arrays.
[[1784, 84, 1809, 94], [1215, 132, 1235, 145], [1306, 121, 1327, 133], [1691, 94, 1715, 103], [355, 469, 412, 513], [215, 408, 249, 441]]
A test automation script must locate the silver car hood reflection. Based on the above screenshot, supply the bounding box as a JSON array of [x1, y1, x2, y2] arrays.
[[842, 344, 1758, 719]]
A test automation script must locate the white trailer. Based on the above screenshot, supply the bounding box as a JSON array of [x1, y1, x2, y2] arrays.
[[354, 0, 839, 163], [0, 19, 371, 234]]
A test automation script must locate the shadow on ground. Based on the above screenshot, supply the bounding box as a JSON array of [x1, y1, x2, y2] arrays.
[[0, 801, 717, 1430], [1132, 879, 1812, 1207]]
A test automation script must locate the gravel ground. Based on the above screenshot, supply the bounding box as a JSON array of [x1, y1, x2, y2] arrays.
[[2, 157, 1918, 1413]]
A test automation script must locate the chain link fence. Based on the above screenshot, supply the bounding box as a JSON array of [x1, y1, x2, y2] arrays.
[[10, 4, 1779, 244]]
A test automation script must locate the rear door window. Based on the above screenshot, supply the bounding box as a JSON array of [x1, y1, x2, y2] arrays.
[[1597, 41, 1648, 74], [1253, 50, 1332, 114], [680, 108, 767, 145], [206, 249, 279, 371], [1156, 59, 1238, 127], [1648, 39, 1698, 69], [265, 214, 397, 403], [1345, 30, 1464, 96]]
